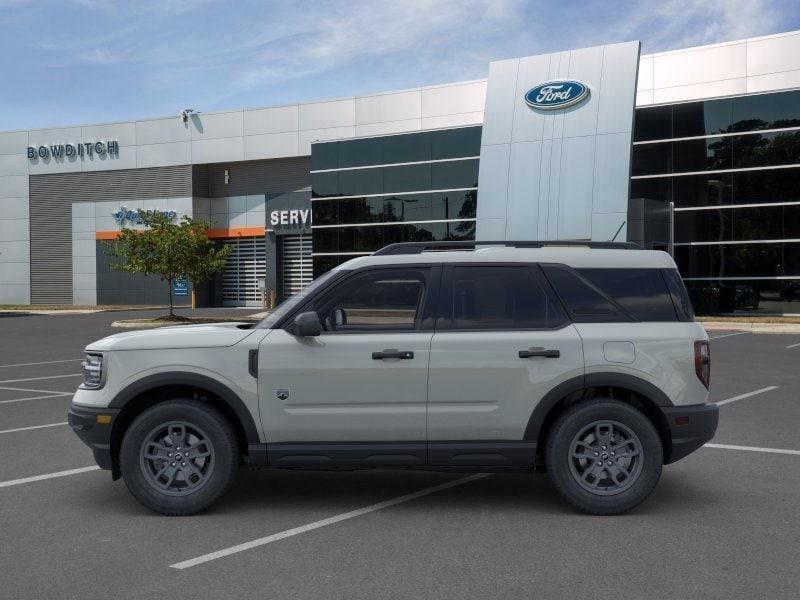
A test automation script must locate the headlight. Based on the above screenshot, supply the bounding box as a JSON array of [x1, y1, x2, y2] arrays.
[[81, 353, 104, 389]]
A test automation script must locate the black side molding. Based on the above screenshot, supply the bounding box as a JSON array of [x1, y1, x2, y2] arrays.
[[248, 349, 258, 378]]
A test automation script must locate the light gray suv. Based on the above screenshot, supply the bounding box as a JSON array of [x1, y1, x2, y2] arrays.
[[69, 241, 718, 516]]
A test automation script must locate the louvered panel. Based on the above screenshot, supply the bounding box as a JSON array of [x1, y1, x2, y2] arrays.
[[220, 236, 267, 307], [281, 234, 313, 300], [28, 166, 193, 305]]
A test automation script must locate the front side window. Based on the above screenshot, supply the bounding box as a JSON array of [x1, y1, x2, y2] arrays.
[[310, 268, 430, 332], [445, 266, 568, 330]]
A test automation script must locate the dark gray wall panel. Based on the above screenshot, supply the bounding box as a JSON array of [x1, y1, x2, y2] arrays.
[[96, 241, 189, 306], [206, 157, 311, 197]]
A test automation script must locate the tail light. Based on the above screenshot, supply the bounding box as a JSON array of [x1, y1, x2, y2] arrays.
[[694, 340, 710, 389]]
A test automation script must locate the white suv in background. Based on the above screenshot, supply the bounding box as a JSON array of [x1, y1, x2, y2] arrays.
[[69, 241, 718, 516]]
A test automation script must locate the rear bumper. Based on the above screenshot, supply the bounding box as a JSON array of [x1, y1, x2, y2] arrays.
[[663, 402, 719, 464], [67, 404, 120, 471]]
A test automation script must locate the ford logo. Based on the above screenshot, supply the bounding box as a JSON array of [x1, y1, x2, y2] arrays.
[[524, 80, 589, 110]]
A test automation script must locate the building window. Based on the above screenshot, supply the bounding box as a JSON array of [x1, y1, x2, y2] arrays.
[[631, 89, 800, 314], [311, 127, 480, 275]]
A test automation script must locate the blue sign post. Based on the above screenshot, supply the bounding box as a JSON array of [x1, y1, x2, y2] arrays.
[[172, 276, 189, 297]]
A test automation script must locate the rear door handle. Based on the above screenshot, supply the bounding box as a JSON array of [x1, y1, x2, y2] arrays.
[[372, 349, 414, 360], [519, 347, 560, 359]]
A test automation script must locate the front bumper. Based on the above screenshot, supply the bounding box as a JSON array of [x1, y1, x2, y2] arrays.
[[662, 402, 719, 464], [67, 404, 120, 471]]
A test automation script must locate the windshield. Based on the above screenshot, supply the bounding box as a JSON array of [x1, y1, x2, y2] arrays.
[[257, 269, 342, 329]]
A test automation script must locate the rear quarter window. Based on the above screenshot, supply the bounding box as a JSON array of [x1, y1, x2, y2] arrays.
[[577, 268, 679, 322]]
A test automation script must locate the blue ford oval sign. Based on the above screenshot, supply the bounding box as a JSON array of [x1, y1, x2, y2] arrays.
[[524, 80, 589, 110]]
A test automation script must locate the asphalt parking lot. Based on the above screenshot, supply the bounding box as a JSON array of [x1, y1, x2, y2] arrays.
[[1, 310, 799, 599]]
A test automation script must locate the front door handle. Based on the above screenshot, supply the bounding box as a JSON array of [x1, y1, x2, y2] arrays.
[[519, 347, 560, 359], [372, 349, 414, 360]]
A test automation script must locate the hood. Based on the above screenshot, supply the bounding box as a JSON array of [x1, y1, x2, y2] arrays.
[[86, 322, 257, 352]]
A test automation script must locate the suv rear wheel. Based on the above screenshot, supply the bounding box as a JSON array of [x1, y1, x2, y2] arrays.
[[545, 399, 663, 515], [120, 399, 239, 515]]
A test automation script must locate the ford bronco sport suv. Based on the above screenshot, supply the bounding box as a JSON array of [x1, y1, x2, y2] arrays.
[[69, 241, 718, 516]]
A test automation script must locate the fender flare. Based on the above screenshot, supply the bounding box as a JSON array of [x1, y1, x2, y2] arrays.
[[523, 372, 673, 441], [108, 371, 260, 444]]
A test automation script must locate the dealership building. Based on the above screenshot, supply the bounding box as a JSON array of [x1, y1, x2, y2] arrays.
[[1, 29, 800, 312]]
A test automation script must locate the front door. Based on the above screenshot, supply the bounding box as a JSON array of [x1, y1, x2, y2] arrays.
[[426, 265, 584, 466], [258, 266, 438, 465]]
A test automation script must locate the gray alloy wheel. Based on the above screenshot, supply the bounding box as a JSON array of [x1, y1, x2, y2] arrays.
[[120, 399, 239, 516], [567, 420, 643, 496], [139, 421, 216, 497], [545, 398, 663, 515]]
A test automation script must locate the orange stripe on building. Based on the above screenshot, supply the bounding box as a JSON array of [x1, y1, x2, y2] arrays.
[[206, 227, 266, 238], [95, 226, 265, 241]]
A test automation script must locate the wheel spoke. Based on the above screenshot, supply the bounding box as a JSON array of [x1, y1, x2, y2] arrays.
[[143, 441, 171, 461], [156, 464, 178, 488], [182, 461, 204, 487], [168, 424, 186, 447], [607, 462, 629, 486]]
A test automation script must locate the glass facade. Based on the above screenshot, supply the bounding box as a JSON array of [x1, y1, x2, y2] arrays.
[[311, 126, 480, 275], [631, 89, 800, 314]]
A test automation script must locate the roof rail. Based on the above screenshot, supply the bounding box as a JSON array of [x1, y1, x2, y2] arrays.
[[372, 240, 641, 256]]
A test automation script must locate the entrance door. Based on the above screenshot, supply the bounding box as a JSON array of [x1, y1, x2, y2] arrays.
[[281, 233, 313, 300], [258, 266, 438, 465], [426, 265, 584, 464], [220, 236, 266, 307]]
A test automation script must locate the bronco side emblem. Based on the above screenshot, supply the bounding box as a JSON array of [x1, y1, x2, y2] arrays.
[[275, 388, 290, 401]]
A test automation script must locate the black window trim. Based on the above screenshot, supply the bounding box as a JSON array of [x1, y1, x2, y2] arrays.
[[279, 264, 442, 335], [435, 262, 572, 333]]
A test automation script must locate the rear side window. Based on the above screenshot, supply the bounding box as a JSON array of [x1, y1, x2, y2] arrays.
[[445, 266, 568, 330], [662, 268, 695, 321], [577, 268, 679, 322], [541, 266, 628, 322]]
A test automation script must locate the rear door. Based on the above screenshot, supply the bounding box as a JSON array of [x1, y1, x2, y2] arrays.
[[426, 264, 584, 465]]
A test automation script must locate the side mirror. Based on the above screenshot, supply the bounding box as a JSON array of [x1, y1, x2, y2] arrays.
[[291, 311, 322, 337]]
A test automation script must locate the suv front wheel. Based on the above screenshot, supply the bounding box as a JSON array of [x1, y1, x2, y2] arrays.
[[545, 399, 663, 515], [120, 399, 239, 515]]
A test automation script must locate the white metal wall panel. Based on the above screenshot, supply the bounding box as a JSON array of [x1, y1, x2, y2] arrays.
[[477, 41, 640, 243]]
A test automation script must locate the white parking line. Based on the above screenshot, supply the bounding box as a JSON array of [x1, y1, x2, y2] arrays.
[[0, 385, 74, 394], [0, 358, 82, 369], [786, 342, 800, 349], [0, 422, 67, 435], [170, 473, 491, 570], [716, 386, 778, 406], [0, 374, 81, 385], [0, 466, 100, 489], [705, 443, 800, 456], [0, 393, 72, 405], [707, 331, 748, 340]]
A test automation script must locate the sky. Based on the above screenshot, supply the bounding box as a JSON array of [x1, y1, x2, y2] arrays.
[[1, 0, 799, 131]]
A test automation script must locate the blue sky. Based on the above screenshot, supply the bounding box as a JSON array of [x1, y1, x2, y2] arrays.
[[2, 0, 799, 131]]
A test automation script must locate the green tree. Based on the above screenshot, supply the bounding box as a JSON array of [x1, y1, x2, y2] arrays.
[[105, 210, 230, 318]]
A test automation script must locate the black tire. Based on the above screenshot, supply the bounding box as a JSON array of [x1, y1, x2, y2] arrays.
[[120, 399, 239, 516], [545, 399, 663, 515]]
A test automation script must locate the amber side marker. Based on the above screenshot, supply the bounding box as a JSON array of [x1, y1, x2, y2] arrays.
[[96, 415, 112, 424]]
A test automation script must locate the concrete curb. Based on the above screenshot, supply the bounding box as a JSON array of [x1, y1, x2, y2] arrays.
[[701, 321, 800, 334]]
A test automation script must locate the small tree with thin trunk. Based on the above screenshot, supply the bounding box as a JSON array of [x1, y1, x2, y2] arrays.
[[105, 210, 230, 319]]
